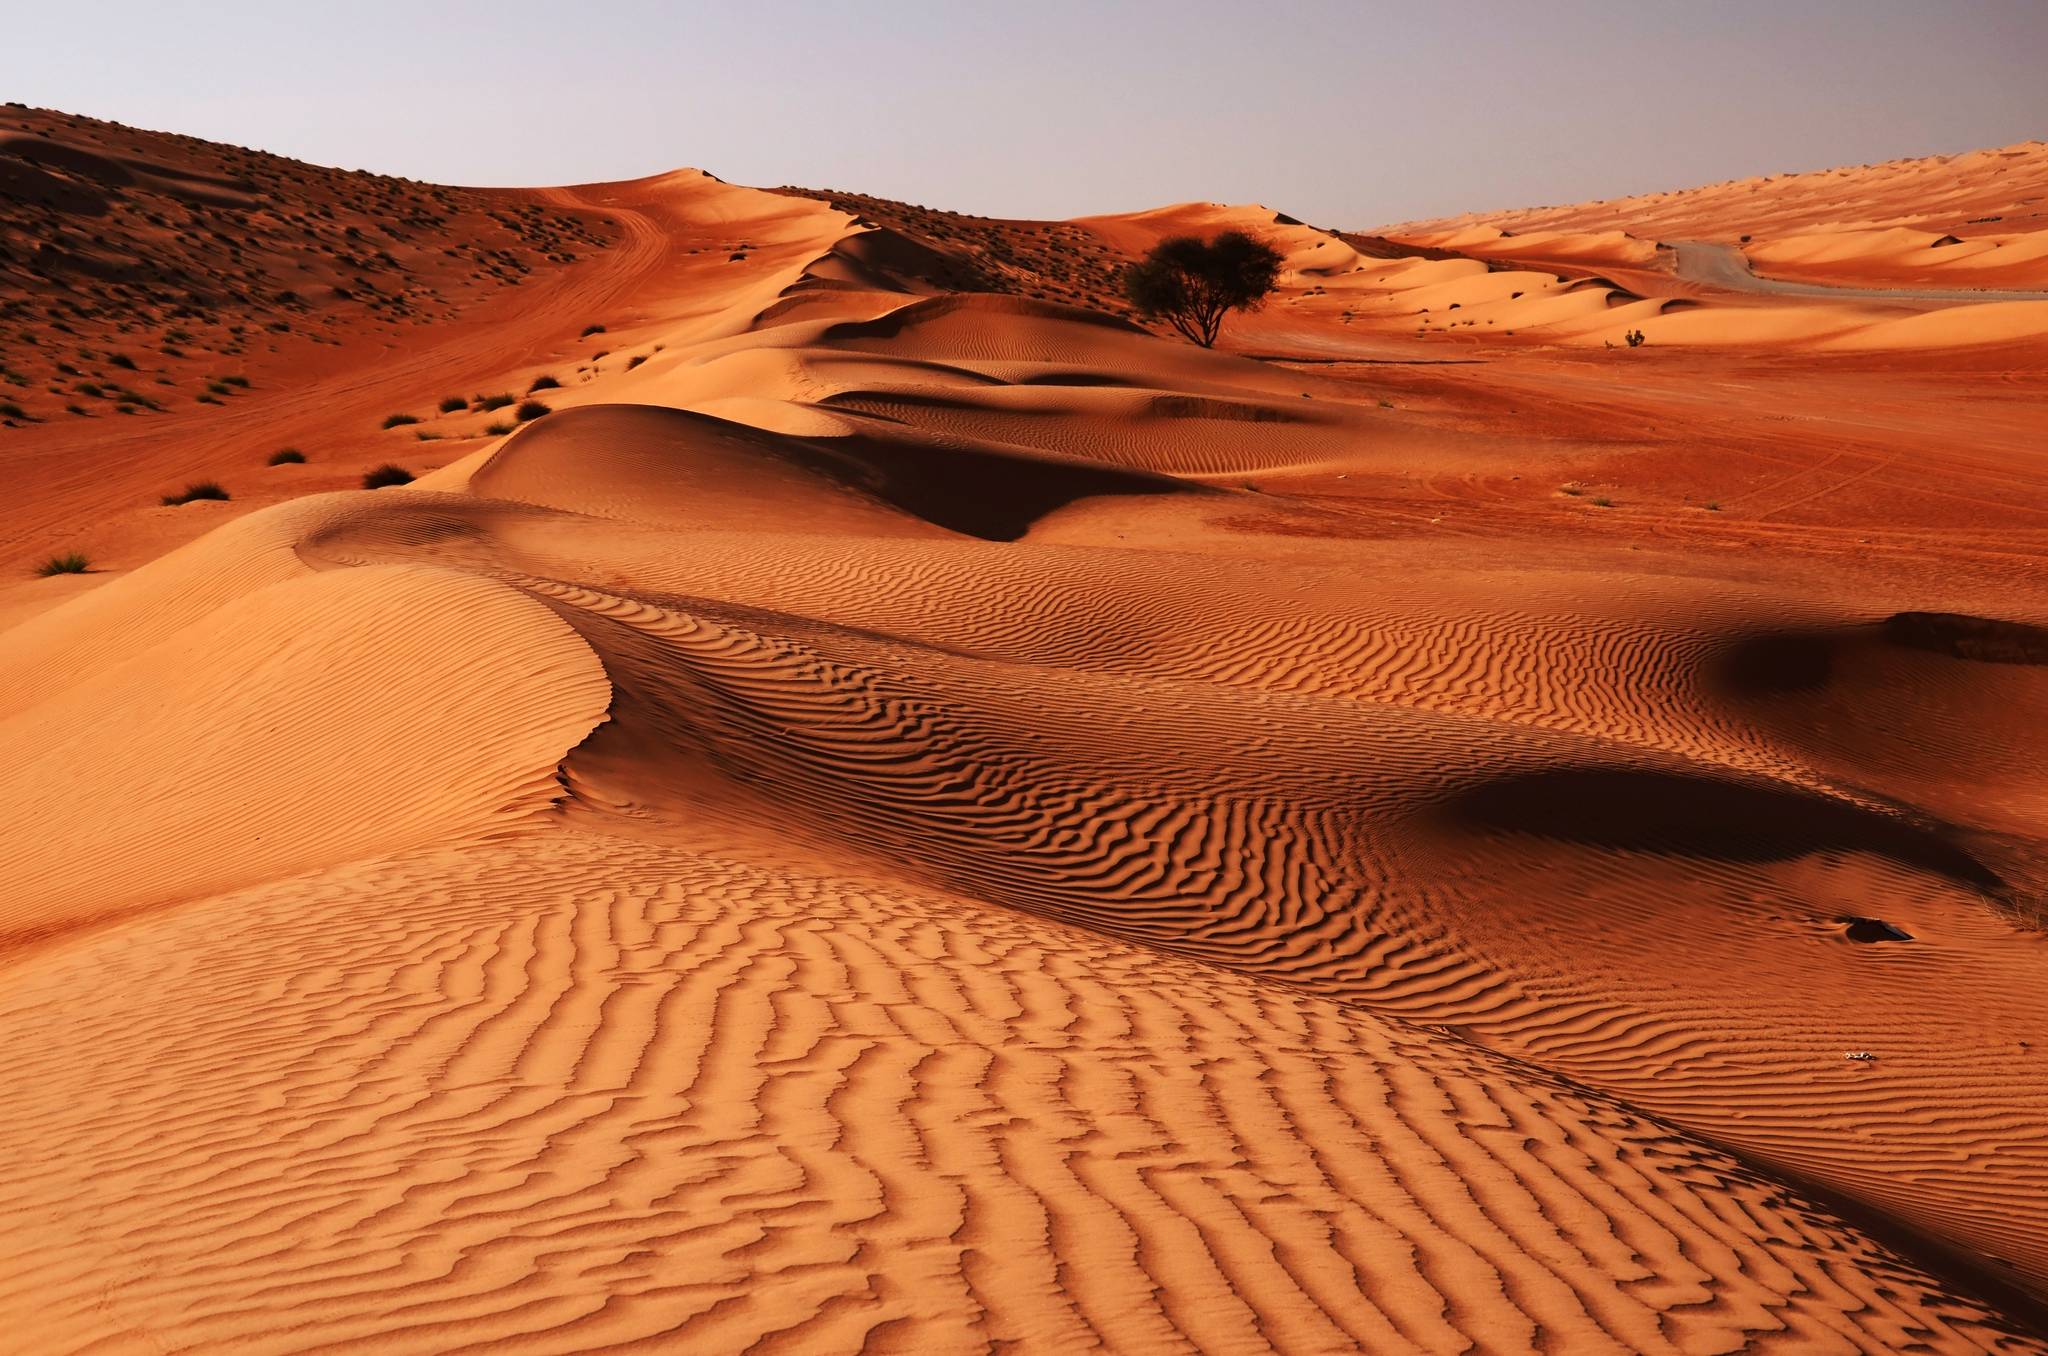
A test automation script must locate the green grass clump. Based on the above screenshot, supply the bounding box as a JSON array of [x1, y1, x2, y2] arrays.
[[162, 481, 230, 506], [36, 552, 90, 576], [362, 463, 414, 489]]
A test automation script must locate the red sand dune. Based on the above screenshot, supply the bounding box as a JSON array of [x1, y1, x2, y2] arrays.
[[1392, 140, 2048, 292], [5, 108, 2048, 1352]]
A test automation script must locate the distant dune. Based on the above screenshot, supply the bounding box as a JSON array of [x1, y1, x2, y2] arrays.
[[1391, 139, 2048, 293], [4, 108, 2048, 1352]]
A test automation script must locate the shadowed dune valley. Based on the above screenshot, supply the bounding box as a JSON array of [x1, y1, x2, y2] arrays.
[[6, 22, 2048, 1353]]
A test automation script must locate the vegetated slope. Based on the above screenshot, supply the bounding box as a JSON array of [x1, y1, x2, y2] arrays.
[[773, 184, 1137, 315], [0, 105, 617, 432], [3, 119, 2048, 1353]]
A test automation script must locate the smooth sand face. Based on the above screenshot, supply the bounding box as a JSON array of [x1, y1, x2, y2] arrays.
[[4, 109, 2048, 1352]]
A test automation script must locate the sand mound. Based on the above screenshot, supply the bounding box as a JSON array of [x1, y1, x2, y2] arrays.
[[5, 113, 2048, 1352]]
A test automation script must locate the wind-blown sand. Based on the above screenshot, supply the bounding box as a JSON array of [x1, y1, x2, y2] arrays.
[[4, 108, 2048, 1352]]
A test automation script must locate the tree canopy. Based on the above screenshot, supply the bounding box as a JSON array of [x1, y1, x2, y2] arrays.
[[1122, 230, 1285, 348]]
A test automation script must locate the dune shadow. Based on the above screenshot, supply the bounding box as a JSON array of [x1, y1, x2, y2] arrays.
[[1437, 767, 2003, 893], [799, 432, 1201, 542], [1715, 614, 2048, 699], [1883, 612, 2048, 665], [1713, 630, 1836, 696]]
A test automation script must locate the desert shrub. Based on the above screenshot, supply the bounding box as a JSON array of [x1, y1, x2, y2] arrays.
[[580, 323, 605, 337], [268, 448, 306, 465], [415, 430, 442, 441], [206, 380, 233, 396], [162, 481, 230, 505], [527, 374, 559, 391], [625, 354, 647, 370], [0, 400, 25, 419], [1124, 231, 1284, 347], [1591, 496, 1615, 508], [381, 412, 420, 428], [438, 394, 467, 413], [477, 392, 515, 411], [108, 352, 137, 370], [36, 552, 90, 576], [362, 463, 414, 488], [1624, 329, 1646, 348], [515, 399, 550, 422], [485, 421, 513, 435]]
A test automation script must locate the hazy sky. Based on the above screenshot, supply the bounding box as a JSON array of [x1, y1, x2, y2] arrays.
[[8, 1, 2044, 226]]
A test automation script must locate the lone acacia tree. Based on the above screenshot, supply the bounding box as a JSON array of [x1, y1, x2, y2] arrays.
[[1123, 230, 1285, 347]]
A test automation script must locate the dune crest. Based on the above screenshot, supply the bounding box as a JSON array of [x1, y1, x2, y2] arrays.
[[4, 108, 2048, 1351]]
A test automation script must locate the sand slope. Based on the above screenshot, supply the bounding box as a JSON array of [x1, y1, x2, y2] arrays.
[[4, 114, 2048, 1352], [1391, 140, 2048, 293]]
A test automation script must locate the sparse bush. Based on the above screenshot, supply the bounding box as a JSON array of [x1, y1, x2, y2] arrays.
[[477, 392, 515, 411], [206, 380, 232, 396], [0, 400, 25, 419], [580, 323, 605, 337], [626, 354, 647, 370], [515, 399, 550, 422], [415, 430, 442, 441], [1591, 496, 1615, 508], [381, 412, 420, 429], [1624, 329, 1646, 348], [269, 448, 306, 465], [484, 421, 513, 435], [36, 552, 90, 576], [362, 463, 414, 488], [438, 394, 467, 413], [527, 374, 559, 391], [1124, 230, 1284, 348], [162, 481, 230, 506], [108, 352, 137, 370]]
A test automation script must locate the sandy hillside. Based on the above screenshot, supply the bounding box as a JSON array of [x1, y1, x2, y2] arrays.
[[4, 109, 2048, 1353], [1390, 140, 2048, 292]]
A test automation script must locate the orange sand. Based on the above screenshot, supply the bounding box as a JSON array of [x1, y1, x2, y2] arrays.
[[4, 108, 2048, 1352]]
